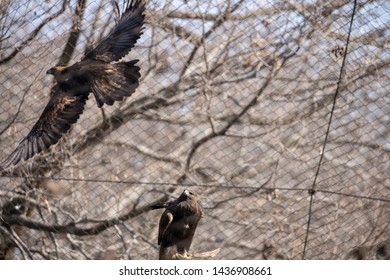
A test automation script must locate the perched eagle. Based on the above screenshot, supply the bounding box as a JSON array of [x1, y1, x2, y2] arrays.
[[156, 190, 204, 260], [1, 0, 145, 168]]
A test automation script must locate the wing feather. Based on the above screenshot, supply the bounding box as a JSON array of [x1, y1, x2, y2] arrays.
[[1, 88, 88, 168], [89, 60, 140, 107], [84, 0, 145, 62], [1, 1, 145, 169], [158, 211, 173, 245]]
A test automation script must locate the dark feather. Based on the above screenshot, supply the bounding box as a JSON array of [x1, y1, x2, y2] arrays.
[[1, 1, 145, 168], [84, 0, 145, 62], [157, 190, 204, 260], [90, 60, 141, 107], [1, 88, 88, 168]]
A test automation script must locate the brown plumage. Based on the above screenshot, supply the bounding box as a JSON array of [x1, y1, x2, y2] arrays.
[[157, 190, 204, 260], [1, 0, 145, 168]]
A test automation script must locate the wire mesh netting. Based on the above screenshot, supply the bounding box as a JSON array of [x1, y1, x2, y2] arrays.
[[0, 0, 389, 260]]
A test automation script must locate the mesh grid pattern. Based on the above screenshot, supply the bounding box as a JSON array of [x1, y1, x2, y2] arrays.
[[0, 0, 389, 260]]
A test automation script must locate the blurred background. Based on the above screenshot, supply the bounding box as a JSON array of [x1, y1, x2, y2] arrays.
[[0, 0, 389, 259]]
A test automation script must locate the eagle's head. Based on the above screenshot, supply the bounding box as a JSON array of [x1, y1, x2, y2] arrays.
[[46, 66, 66, 76], [46, 66, 71, 82], [179, 190, 197, 202]]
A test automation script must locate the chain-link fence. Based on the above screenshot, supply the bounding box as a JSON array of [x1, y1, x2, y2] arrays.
[[0, 0, 389, 260]]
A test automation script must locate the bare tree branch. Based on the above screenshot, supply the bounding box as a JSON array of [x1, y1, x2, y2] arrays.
[[0, 0, 68, 65], [56, 0, 87, 66], [2, 194, 168, 236]]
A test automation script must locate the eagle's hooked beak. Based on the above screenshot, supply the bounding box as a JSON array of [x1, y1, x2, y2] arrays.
[[46, 68, 55, 75]]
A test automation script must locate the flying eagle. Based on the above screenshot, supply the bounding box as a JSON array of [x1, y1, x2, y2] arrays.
[[1, 0, 145, 168], [157, 190, 204, 260]]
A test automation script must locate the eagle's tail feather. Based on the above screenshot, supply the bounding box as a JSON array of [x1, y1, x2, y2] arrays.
[[91, 60, 140, 108]]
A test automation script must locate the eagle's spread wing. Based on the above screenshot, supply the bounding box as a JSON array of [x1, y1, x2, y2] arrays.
[[83, 0, 145, 62], [1, 87, 88, 168], [1, 1, 145, 168]]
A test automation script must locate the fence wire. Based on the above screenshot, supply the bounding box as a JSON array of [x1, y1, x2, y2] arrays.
[[0, 0, 389, 260]]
